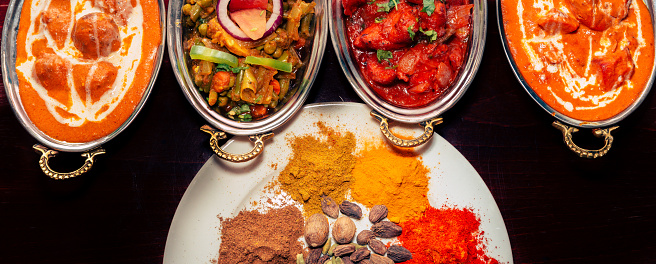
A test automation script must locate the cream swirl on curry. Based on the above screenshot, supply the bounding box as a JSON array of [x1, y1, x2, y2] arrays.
[[15, 0, 160, 142], [501, 0, 655, 121]]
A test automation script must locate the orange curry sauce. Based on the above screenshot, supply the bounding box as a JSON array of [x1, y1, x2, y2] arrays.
[[501, 0, 655, 121], [15, 0, 160, 142]]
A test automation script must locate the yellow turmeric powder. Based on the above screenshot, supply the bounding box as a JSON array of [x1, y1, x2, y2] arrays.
[[276, 122, 356, 217], [350, 144, 430, 223]]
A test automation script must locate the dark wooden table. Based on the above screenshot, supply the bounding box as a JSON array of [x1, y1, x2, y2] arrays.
[[2, 1, 656, 263]]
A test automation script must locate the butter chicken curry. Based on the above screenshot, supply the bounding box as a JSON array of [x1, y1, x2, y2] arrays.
[[501, 0, 655, 121], [15, 0, 161, 142]]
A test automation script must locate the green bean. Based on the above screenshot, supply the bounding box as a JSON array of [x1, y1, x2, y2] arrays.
[[198, 23, 208, 36], [190, 4, 201, 22], [278, 78, 290, 99], [264, 41, 277, 54], [182, 4, 192, 15], [230, 66, 244, 101], [300, 14, 313, 38]]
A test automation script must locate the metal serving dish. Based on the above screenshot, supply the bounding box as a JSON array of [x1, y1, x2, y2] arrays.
[[497, 0, 656, 158], [167, 0, 327, 162], [1, 0, 167, 178], [329, 0, 487, 147]]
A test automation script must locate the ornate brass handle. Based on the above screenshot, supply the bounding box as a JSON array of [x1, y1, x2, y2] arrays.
[[200, 125, 274, 162], [370, 110, 443, 148], [33, 144, 105, 180], [552, 121, 618, 158]]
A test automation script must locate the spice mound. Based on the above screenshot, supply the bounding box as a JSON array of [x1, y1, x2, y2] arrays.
[[351, 146, 430, 223], [276, 122, 357, 217], [399, 207, 499, 264], [218, 205, 304, 263]]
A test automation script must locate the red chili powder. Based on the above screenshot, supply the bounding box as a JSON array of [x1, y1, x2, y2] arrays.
[[398, 207, 499, 264]]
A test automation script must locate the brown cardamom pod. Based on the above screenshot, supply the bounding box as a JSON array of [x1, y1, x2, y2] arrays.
[[369, 254, 394, 264], [339, 201, 362, 219], [317, 254, 331, 264], [368, 239, 387, 255], [371, 221, 402, 238], [306, 247, 323, 264], [387, 245, 413, 262], [333, 244, 356, 257], [349, 247, 371, 262], [356, 230, 375, 245], [368, 205, 388, 223], [321, 195, 340, 218], [341, 256, 354, 264]]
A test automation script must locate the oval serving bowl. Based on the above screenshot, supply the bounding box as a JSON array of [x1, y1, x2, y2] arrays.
[[1, 0, 167, 178], [167, 0, 328, 162], [497, 0, 656, 158], [329, 0, 487, 147]]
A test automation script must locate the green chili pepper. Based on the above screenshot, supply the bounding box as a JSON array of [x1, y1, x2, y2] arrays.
[[190, 45, 238, 67], [244, 56, 293, 73]]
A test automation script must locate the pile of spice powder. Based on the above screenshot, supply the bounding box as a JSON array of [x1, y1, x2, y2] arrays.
[[398, 206, 500, 264], [350, 145, 430, 223], [275, 122, 356, 217], [217, 205, 304, 263]]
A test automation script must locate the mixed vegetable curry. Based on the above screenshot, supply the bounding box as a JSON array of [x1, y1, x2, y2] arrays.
[[182, 0, 315, 121]]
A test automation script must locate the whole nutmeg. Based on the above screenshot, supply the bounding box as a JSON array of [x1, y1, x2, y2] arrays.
[[368, 205, 388, 223], [371, 221, 402, 238], [321, 195, 340, 218], [339, 201, 362, 219], [356, 230, 375, 245], [305, 213, 329, 247], [368, 239, 387, 255], [387, 245, 413, 262], [332, 216, 356, 244]]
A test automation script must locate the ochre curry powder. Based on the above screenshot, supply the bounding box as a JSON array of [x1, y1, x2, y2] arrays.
[[276, 122, 356, 217]]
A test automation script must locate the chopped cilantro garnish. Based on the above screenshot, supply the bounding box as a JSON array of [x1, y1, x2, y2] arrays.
[[375, 17, 386, 23], [385, 65, 398, 70], [216, 63, 248, 73], [376, 50, 393, 63], [408, 26, 415, 40], [239, 113, 252, 122], [239, 104, 250, 113], [376, 0, 398, 12], [422, 0, 435, 16], [420, 28, 438, 42]]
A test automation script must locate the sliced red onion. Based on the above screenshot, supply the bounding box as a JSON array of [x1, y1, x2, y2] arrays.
[[217, 0, 283, 41]]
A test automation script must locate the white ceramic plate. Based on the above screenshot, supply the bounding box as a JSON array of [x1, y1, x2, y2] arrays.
[[163, 102, 513, 264]]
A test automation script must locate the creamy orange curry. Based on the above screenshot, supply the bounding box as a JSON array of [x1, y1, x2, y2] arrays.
[[15, 0, 161, 142], [501, 0, 655, 121]]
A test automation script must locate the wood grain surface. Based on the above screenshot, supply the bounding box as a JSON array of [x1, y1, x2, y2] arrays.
[[1, 0, 655, 263]]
